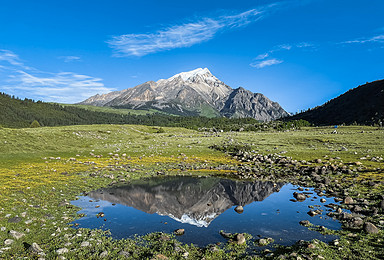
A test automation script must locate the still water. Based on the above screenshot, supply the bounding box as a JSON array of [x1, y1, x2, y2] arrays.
[[72, 176, 340, 247]]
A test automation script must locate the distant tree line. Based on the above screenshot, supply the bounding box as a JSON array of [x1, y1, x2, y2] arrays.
[[0, 92, 309, 131]]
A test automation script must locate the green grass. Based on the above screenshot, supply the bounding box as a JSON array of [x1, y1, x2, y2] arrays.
[[61, 103, 171, 116], [0, 124, 383, 259]]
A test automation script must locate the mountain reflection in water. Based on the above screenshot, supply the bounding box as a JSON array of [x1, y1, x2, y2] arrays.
[[73, 176, 342, 247], [87, 176, 284, 227]]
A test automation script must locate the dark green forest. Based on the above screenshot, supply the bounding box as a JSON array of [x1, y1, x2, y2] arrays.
[[287, 79, 384, 126], [0, 92, 309, 131]]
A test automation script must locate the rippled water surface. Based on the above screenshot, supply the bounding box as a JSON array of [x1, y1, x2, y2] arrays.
[[72, 176, 340, 247]]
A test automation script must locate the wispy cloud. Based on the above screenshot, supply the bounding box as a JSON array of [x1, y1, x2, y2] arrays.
[[107, 5, 279, 57], [0, 50, 113, 103], [0, 49, 24, 66], [250, 58, 283, 69], [342, 34, 384, 44], [58, 56, 82, 62], [251, 42, 314, 69]]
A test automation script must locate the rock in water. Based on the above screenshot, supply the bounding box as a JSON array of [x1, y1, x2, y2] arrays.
[[293, 192, 306, 201], [234, 233, 246, 245], [219, 230, 232, 239], [174, 229, 185, 236], [299, 220, 311, 227], [234, 205, 244, 214]]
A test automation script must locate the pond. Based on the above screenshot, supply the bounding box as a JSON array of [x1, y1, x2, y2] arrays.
[[71, 176, 341, 247]]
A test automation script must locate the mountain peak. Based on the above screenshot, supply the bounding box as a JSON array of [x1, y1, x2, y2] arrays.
[[168, 67, 212, 81], [79, 68, 289, 121]]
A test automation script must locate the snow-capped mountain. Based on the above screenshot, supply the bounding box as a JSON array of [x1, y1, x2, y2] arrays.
[[79, 68, 289, 121]]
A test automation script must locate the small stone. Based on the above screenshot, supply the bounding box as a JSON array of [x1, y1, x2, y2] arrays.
[[379, 200, 384, 210], [80, 241, 90, 247], [257, 238, 268, 246], [118, 251, 131, 258], [234, 233, 246, 245], [299, 220, 311, 226], [320, 198, 326, 203], [293, 192, 306, 201], [30, 243, 44, 254], [174, 229, 185, 236], [344, 197, 354, 204], [9, 230, 25, 240], [56, 248, 69, 255], [8, 217, 21, 223], [4, 239, 14, 245], [307, 210, 318, 217], [100, 251, 108, 258], [0, 227, 6, 232], [219, 231, 232, 239], [154, 254, 168, 259], [234, 205, 244, 214], [308, 243, 316, 249], [364, 222, 379, 234]]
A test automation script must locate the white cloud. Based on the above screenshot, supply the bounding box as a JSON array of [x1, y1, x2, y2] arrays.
[[58, 56, 82, 62], [254, 53, 269, 60], [250, 58, 283, 69], [0, 49, 24, 66], [107, 7, 273, 57], [0, 50, 113, 103], [251, 42, 314, 69], [343, 34, 384, 44]]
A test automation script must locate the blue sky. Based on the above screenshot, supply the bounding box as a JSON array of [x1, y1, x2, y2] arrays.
[[0, 0, 383, 112]]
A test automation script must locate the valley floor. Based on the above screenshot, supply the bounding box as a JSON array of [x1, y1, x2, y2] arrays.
[[0, 125, 383, 259]]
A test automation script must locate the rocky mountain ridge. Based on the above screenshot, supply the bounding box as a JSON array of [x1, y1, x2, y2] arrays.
[[79, 68, 289, 121]]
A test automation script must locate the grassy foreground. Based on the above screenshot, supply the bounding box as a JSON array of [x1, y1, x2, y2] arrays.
[[0, 124, 383, 259]]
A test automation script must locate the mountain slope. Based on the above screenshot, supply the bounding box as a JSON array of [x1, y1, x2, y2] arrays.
[[79, 68, 288, 121], [220, 87, 289, 121], [287, 80, 384, 125]]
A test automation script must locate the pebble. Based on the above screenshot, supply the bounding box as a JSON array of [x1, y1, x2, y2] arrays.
[[80, 241, 90, 247], [56, 248, 69, 255], [9, 230, 25, 240], [174, 229, 185, 236], [343, 197, 354, 204], [234, 233, 246, 245], [30, 243, 44, 255], [8, 217, 21, 223], [118, 251, 131, 257], [4, 239, 14, 246], [299, 220, 311, 226], [364, 222, 379, 234], [234, 205, 244, 214], [293, 192, 307, 201]]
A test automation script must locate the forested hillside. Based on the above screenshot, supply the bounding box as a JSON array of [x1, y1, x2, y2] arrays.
[[0, 92, 308, 131], [287, 80, 384, 126]]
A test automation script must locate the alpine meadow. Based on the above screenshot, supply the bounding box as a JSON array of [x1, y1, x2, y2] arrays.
[[0, 1, 383, 259]]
